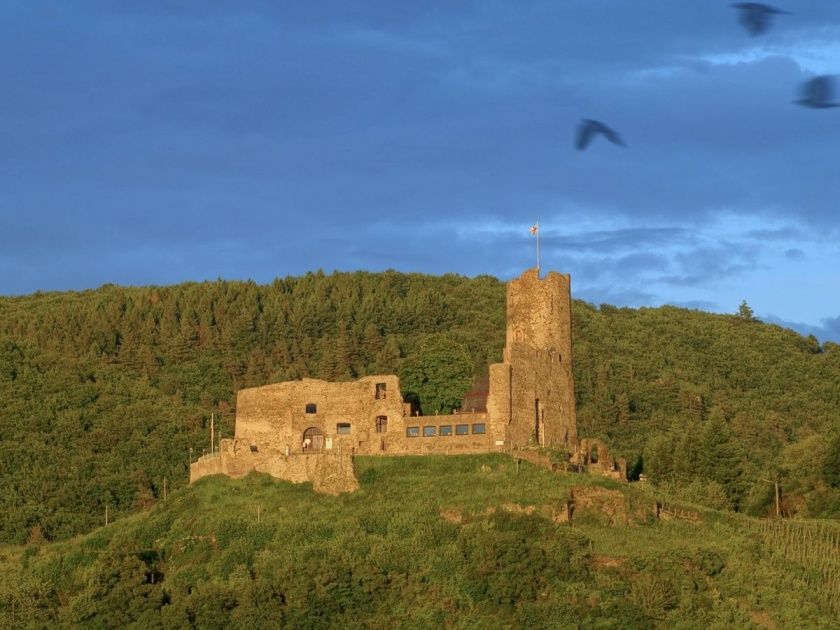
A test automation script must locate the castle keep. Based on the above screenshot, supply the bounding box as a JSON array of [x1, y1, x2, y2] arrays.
[[190, 268, 578, 491]]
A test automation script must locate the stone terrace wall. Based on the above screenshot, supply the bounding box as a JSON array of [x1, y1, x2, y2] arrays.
[[189, 453, 221, 483], [190, 438, 359, 494]]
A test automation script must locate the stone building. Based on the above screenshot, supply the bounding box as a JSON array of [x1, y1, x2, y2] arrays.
[[190, 268, 578, 491]]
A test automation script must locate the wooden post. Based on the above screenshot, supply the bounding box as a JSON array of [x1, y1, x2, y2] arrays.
[[774, 480, 781, 518], [105, 504, 109, 527], [163, 477, 167, 502]]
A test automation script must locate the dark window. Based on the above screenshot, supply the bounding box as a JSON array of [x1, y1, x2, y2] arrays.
[[249, 444, 258, 453], [337, 422, 351, 435], [423, 426, 436, 437], [472, 423, 486, 435], [375, 416, 388, 433], [406, 426, 420, 438], [455, 424, 469, 435], [439, 425, 452, 436], [305, 403, 317, 414], [375, 382, 387, 399]]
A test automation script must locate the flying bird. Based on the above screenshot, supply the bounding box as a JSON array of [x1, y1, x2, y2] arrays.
[[575, 119, 626, 151], [731, 3, 791, 36], [794, 75, 840, 109]]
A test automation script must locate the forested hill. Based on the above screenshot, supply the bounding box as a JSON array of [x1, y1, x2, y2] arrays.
[[0, 271, 838, 543]]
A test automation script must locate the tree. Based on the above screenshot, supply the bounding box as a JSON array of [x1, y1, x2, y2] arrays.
[[737, 300, 756, 321], [398, 335, 473, 415]]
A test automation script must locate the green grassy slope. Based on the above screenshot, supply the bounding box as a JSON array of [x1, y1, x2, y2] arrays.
[[0, 272, 838, 544], [2, 456, 838, 628]]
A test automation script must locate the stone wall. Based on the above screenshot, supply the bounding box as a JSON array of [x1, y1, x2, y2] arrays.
[[234, 375, 405, 456], [190, 438, 359, 494], [391, 413, 504, 454], [189, 453, 221, 483]]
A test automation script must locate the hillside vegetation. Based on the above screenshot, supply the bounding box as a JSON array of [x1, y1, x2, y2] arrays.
[[1, 456, 838, 628], [0, 271, 838, 543]]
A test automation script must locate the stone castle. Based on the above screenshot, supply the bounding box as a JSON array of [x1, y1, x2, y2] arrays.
[[190, 268, 620, 492]]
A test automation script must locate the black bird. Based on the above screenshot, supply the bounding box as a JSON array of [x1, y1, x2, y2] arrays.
[[731, 3, 791, 36], [794, 75, 840, 109], [575, 119, 626, 151]]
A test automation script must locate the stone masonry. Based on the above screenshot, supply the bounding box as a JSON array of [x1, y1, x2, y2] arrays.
[[189, 268, 580, 491]]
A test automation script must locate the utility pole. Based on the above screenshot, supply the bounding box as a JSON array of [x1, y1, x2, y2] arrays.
[[105, 504, 109, 526], [761, 477, 781, 518], [163, 477, 167, 502], [210, 412, 215, 457]]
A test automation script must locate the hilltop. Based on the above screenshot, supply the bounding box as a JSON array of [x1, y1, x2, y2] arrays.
[[1, 456, 837, 627], [0, 271, 838, 544]]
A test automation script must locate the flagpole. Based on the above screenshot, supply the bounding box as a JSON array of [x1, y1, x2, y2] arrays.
[[536, 221, 540, 273]]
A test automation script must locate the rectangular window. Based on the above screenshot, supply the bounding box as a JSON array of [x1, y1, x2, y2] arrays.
[[375, 382, 387, 399], [472, 423, 486, 435], [305, 403, 317, 414], [439, 425, 452, 436], [455, 424, 469, 436], [375, 416, 388, 433], [336, 422, 351, 435], [406, 426, 420, 438], [423, 425, 436, 437]]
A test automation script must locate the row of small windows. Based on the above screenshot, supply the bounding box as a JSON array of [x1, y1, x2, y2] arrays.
[[406, 423, 486, 438]]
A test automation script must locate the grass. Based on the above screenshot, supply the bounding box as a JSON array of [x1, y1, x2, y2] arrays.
[[1, 454, 836, 628]]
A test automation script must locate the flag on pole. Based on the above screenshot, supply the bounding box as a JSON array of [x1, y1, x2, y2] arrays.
[[529, 224, 538, 235]]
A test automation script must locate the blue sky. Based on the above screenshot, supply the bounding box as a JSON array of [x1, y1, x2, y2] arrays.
[[2, 1, 839, 341]]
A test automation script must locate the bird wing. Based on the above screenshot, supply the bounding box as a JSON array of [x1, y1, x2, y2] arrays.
[[600, 125, 626, 147], [576, 122, 595, 150]]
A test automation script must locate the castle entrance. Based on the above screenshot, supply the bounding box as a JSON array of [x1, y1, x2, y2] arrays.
[[302, 427, 324, 452]]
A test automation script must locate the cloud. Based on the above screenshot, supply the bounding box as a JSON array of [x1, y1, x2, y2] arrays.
[[1, 0, 840, 337]]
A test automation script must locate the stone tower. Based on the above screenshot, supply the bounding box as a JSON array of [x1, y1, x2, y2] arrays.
[[487, 268, 577, 450]]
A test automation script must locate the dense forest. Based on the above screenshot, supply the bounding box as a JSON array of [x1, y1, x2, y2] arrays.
[[0, 271, 838, 544]]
